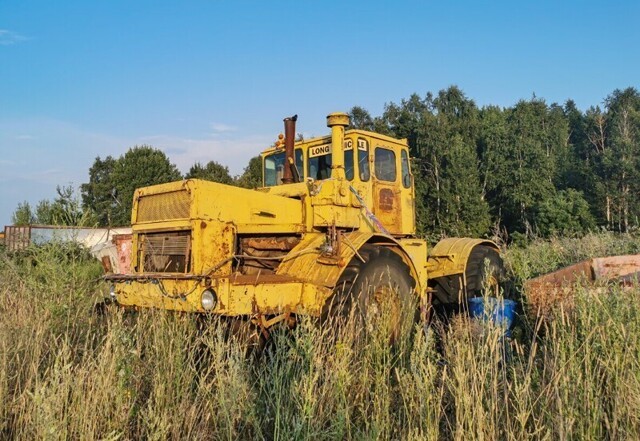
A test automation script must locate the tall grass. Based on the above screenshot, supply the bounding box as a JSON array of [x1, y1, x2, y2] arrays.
[[1, 234, 639, 439]]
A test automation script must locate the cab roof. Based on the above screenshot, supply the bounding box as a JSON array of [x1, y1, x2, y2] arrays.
[[260, 129, 409, 156]]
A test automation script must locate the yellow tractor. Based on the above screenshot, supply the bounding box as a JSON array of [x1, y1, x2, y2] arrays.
[[105, 113, 503, 336]]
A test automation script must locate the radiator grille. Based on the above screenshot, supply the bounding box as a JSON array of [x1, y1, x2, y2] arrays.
[[140, 231, 191, 273], [137, 191, 190, 222]]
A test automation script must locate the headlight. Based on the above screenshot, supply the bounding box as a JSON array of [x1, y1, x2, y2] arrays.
[[201, 289, 217, 311], [109, 284, 116, 299]]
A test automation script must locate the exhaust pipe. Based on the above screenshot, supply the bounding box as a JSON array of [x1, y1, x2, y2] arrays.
[[282, 115, 298, 184], [326, 112, 350, 179]]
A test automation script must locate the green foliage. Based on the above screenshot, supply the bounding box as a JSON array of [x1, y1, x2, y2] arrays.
[[80, 156, 117, 227], [186, 160, 234, 185], [599, 88, 640, 231], [534, 189, 595, 237], [236, 156, 262, 189], [11, 201, 35, 225], [363, 86, 640, 239], [110, 146, 182, 226], [348, 106, 374, 131], [34, 199, 54, 225], [11, 186, 96, 227], [48, 185, 96, 226], [505, 231, 640, 282], [482, 98, 567, 233], [82, 146, 182, 227], [376, 87, 491, 239]]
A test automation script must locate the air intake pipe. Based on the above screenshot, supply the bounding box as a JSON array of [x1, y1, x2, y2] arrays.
[[282, 115, 298, 184], [326, 112, 350, 179]]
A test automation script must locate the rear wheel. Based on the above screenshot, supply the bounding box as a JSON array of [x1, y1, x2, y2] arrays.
[[465, 245, 505, 298], [431, 245, 506, 316], [325, 245, 416, 343]]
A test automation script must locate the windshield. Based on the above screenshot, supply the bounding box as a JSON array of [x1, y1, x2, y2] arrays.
[[264, 152, 285, 187], [308, 143, 332, 180], [263, 149, 304, 186]]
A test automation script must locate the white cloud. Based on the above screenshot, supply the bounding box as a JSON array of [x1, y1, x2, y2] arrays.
[[210, 122, 237, 133], [136, 134, 267, 175], [0, 117, 270, 225], [0, 30, 28, 45]]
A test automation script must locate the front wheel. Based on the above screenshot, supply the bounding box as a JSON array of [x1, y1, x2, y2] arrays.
[[325, 245, 417, 343]]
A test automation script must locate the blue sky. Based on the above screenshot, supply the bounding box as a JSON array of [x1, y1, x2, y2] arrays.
[[1, 0, 638, 226]]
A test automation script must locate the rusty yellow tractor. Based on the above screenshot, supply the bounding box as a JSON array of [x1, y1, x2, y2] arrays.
[[105, 113, 502, 337]]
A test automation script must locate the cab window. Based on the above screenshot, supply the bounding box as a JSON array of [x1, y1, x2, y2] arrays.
[[401, 149, 411, 188], [295, 148, 304, 178], [375, 147, 396, 182], [264, 151, 285, 186], [308, 144, 332, 180], [358, 138, 370, 181], [263, 149, 304, 186], [344, 139, 354, 180]]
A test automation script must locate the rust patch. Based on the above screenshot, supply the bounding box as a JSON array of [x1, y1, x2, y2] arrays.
[[527, 260, 595, 288], [379, 188, 394, 210], [114, 234, 132, 274], [525, 254, 640, 319], [231, 274, 299, 285], [101, 256, 113, 273], [592, 255, 640, 279], [242, 236, 300, 251]]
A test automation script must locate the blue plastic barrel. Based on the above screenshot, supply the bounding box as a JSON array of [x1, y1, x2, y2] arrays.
[[468, 297, 517, 337]]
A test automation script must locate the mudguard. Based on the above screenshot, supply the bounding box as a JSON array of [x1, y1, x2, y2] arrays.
[[426, 237, 499, 279], [276, 231, 426, 306]]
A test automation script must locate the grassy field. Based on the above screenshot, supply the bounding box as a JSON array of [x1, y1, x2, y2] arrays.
[[1, 233, 639, 440]]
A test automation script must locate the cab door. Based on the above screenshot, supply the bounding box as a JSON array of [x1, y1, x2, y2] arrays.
[[372, 145, 402, 235]]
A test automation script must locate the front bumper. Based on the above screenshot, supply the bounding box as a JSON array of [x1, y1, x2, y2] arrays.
[[105, 273, 331, 316]]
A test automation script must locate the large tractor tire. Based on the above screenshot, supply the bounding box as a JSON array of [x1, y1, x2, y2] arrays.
[[431, 245, 507, 315], [464, 245, 506, 297], [324, 245, 416, 342]]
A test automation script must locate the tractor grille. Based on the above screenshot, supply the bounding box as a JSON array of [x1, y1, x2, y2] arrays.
[[137, 190, 190, 222], [140, 231, 191, 273]]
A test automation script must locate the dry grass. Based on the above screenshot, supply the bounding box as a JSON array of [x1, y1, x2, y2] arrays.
[[1, 235, 639, 440]]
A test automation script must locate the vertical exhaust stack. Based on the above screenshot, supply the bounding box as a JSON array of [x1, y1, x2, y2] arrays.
[[282, 115, 298, 184], [326, 112, 350, 179]]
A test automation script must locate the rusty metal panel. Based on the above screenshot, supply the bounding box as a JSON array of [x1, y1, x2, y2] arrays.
[[242, 236, 300, 251], [114, 234, 132, 274], [527, 260, 595, 287], [524, 260, 595, 317], [592, 255, 640, 280], [137, 190, 190, 222], [524, 255, 640, 318], [525, 255, 640, 290], [4, 226, 31, 251], [378, 188, 395, 210]]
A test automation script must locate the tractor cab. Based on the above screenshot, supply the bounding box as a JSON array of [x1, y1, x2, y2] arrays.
[[260, 114, 416, 236]]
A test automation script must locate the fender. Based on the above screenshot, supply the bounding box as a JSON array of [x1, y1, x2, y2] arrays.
[[276, 231, 426, 299], [426, 237, 499, 279]]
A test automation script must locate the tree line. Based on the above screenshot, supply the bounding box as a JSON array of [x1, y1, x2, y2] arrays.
[[12, 86, 640, 242], [12, 147, 262, 227], [349, 86, 640, 241]]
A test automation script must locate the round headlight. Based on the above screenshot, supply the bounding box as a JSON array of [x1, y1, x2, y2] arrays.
[[201, 289, 217, 311]]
